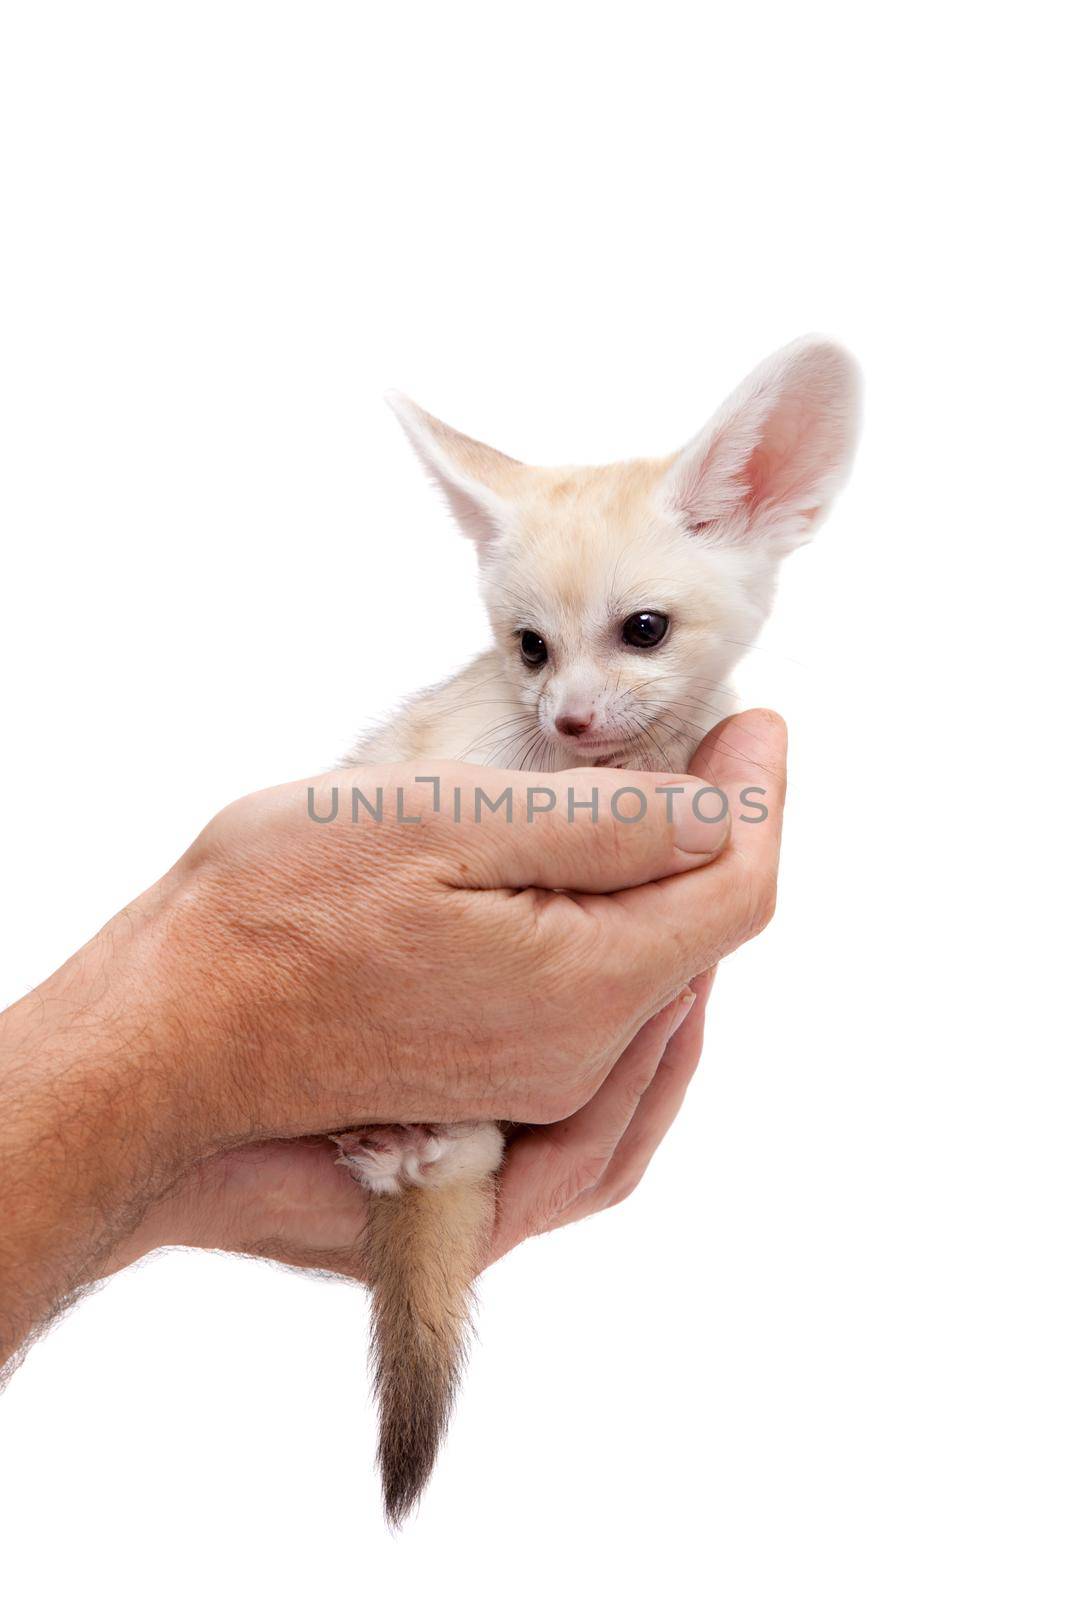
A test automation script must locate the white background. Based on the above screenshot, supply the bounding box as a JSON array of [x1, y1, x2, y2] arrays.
[[1, 4, 1063, 1596]]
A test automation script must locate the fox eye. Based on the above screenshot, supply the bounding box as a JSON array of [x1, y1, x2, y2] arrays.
[[519, 629, 549, 667], [621, 611, 669, 649]]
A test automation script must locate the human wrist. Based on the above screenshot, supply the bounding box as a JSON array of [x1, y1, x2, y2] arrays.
[[5, 913, 179, 1158], [0, 898, 213, 1359]]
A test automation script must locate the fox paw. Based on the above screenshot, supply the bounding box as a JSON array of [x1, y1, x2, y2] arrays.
[[333, 1121, 504, 1196]]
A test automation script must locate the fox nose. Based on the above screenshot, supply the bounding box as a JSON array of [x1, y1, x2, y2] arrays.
[[555, 712, 594, 738]]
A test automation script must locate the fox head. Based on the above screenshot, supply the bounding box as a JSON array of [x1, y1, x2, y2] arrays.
[[389, 338, 860, 771]]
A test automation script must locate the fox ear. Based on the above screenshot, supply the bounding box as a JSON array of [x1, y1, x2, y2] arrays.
[[661, 338, 861, 552], [387, 393, 523, 546]]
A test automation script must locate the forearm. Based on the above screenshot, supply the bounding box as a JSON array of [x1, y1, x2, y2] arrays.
[[0, 890, 195, 1367]]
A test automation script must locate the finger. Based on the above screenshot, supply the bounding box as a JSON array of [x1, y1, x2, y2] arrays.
[[584, 710, 787, 982], [490, 997, 687, 1259], [404, 761, 732, 894], [690, 709, 788, 868], [590, 970, 713, 1208], [539, 986, 696, 1164], [490, 989, 695, 1261], [189, 1138, 370, 1258], [556, 970, 713, 1226]]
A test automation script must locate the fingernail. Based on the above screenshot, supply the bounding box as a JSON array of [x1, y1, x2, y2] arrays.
[[667, 986, 697, 1039], [674, 784, 731, 856]]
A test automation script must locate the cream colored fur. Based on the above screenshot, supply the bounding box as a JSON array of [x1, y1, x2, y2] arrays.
[[354, 337, 858, 774], [338, 336, 861, 1522]]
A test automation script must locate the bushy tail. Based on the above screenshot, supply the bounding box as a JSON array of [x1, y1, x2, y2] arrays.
[[365, 1177, 495, 1525]]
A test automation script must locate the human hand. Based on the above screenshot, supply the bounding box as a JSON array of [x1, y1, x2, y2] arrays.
[[99, 975, 713, 1282], [0, 709, 782, 1364], [98, 708, 782, 1282], [136, 708, 784, 1161]]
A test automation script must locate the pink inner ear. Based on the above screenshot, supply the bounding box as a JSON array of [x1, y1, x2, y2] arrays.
[[670, 341, 858, 545], [746, 387, 829, 522]]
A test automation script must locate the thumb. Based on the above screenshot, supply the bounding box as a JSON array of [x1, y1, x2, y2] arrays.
[[599, 708, 788, 979], [420, 764, 732, 894]]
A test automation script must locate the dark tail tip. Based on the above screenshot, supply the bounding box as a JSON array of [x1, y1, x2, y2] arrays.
[[379, 1384, 451, 1527], [366, 1180, 494, 1527]]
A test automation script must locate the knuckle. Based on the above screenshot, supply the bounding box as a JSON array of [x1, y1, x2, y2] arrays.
[[552, 1078, 598, 1121]]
